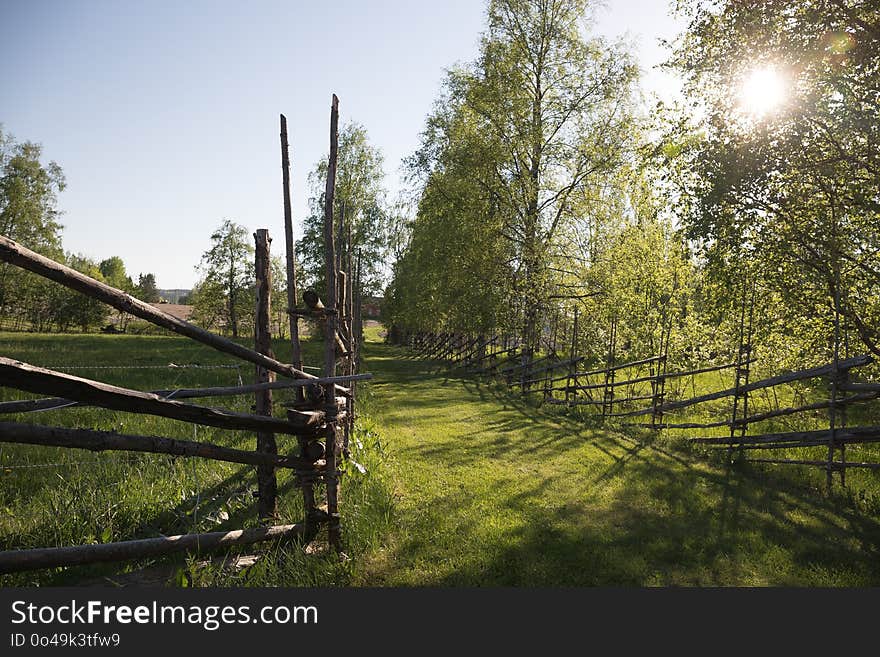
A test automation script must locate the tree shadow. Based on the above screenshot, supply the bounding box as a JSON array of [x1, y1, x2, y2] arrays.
[[366, 343, 880, 586]]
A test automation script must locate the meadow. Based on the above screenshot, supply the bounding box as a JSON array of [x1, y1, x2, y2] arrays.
[[0, 329, 393, 586], [1, 327, 879, 586]]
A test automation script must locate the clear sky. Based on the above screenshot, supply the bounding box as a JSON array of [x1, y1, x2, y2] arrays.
[[1, 0, 685, 289]]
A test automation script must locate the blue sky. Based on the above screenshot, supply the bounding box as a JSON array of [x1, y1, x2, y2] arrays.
[[1, 1, 685, 289]]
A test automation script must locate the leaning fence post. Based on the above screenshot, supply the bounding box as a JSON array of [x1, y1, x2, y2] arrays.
[[280, 115, 304, 394], [281, 113, 319, 531], [254, 229, 277, 522]]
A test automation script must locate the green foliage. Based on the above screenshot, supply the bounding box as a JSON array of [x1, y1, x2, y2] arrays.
[[576, 217, 693, 362], [134, 272, 159, 303], [386, 101, 513, 333], [269, 254, 289, 339], [58, 254, 110, 332], [297, 123, 389, 297], [193, 219, 254, 337], [99, 256, 133, 293], [388, 0, 640, 349], [667, 0, 880, 360], [0, 126, 65, 329], [0, 126, 64, 254]]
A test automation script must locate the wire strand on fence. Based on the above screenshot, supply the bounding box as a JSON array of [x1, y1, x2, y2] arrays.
[[41, 364, 244, 370], [0, 454, 146, 471]]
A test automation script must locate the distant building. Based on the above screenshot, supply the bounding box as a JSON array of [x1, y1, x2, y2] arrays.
[[362, 296, 383, 319], [149, 303, 194, 322]]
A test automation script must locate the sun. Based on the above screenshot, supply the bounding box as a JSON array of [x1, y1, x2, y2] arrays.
[[739, 66, 787, 117]]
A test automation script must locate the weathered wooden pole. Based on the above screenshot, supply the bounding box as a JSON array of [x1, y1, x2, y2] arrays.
[[343, 219, 355, 453], [346, 221, 354, 356], [566, 308, 578, 406], [0, 357, 303, 435], [281, 114, 319, 529], [602, 318, 617, 417], [323, 94, 342, 551], [349, 250, 363, 447], [0, 373, 373, 415], [254, 229, 278, 521], [0, 523, 307, 574], [337, 201, 346, 291], [338, 271, 349, 353], [828, 280, 842, 491], [354, 250, 363, 357], [0, 421, 324, 471], [280, 114, 304, 401]]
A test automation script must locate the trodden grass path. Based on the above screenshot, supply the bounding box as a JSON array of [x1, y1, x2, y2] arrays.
[[355, 335, 880, 586]]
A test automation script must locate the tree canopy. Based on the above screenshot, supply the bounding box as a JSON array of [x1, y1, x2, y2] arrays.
[[388, 0, 643, 353], [666, 0, 880, 360], [193, 219, 254, 338], [298, 122, 389, 297]]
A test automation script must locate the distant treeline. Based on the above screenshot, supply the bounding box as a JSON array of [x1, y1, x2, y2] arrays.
[[0, 126, 161, 333]]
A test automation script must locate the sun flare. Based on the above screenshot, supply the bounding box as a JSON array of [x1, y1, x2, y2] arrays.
[[739, 66, 787, 117]]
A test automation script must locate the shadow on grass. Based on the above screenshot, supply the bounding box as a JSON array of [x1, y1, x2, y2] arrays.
[[364, 342, 880, 586], [389, 447, 880, 585]]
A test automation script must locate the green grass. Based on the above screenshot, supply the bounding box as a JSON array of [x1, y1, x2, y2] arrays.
[[0, 330, 394, 586], [352, 335, 880, 586], [2, 327, 880, 586]]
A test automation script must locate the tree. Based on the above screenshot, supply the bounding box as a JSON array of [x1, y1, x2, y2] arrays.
[[667, 0, 880, 359], [0, 126, 64, 252], [389, 0, 639, 350], [270, 254, 288, 339], [466, 0, 638, 356], [386, 102, 515, 335], [99, 256, 133, 292], [0, 126, 65, 327], [134, 272, 160, 303], [98, 256, 136, 330], [297, 122, 389, 297], [58, 254, 109, 332], [193, 219, 254, 337]]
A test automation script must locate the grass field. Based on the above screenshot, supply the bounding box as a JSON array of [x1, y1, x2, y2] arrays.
[[1, 327, 880, 586], [355, 336, 880, 586], [0, 330, 394, 586]]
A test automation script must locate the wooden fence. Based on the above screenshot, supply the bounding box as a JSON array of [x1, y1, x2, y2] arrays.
[[0, 101, 369, 574], [399, 321, 880, 490]]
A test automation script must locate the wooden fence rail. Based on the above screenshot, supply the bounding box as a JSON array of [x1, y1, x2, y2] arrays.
[[615, 354, 872, 419], [0, 373, 373, 415], [0, 421, 325, 470], [0, 358, 306, 435], [399, 328, 880, 488], [0, 235, 348, 394], [0, 524, 307, 574]]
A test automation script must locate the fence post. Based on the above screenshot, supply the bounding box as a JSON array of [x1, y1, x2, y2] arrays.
[[566, 308, 578, 407], [602, 317, 617, 418], [280, 114, 304, 395], [354, 250, 363, 354], [828, 283, 842, 490], [254, 228, 277, 522], [281, 113, 318, 531], [323, 94, 342, 551]]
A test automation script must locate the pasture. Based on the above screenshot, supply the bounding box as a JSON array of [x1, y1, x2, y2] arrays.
[[3, 326, 879, 586]]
